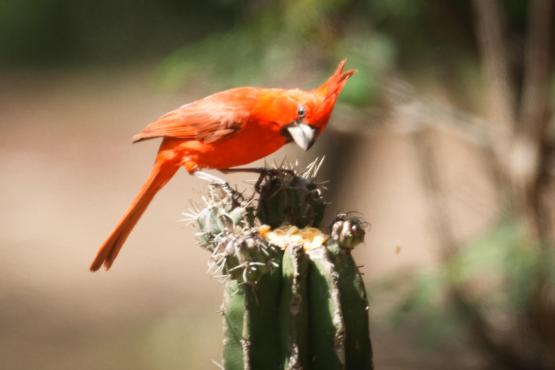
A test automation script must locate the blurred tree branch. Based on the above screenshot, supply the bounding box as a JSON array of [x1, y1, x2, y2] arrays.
[[412, 128, 540, 370], [462, 0, 554, 367], [520, 0, 553, 137], [384, 80, 493, 148], [386, 1, 555, 368], [471, 0, 516, 135]]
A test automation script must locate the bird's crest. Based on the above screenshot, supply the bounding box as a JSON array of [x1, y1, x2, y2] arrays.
[[316, 59, 356, 99]]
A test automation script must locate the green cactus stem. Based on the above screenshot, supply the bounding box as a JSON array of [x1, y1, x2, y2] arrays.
[[222, 268, 283, 370], [327, 241, 373, 370], [222, 280, 246, 370], [188, 160, 373, 370], [280, 244, 309, 369], [307, 244, 346, 369]]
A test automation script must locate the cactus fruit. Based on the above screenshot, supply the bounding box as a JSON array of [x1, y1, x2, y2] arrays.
[[187, 160, 373, 370], [256, 164, 327, 229]]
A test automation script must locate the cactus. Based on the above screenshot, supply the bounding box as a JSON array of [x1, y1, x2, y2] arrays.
[[188, 160, 373, 370]]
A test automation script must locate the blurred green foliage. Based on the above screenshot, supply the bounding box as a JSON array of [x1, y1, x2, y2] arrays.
[[0, 0, 533, 66], [0, 0, 535, 109], [0, 0, 244, 65], [383, 219, 554, 347], [157, 0, 400, 106]]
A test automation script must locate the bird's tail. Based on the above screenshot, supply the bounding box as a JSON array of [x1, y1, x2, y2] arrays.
[[89, 159, 179, 271]]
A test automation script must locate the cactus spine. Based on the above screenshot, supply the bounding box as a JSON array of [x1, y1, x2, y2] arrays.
[[189, 160, 373, 370]]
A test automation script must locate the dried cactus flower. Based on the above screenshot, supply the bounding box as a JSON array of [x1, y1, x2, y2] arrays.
[[259, 225, 329, 251]]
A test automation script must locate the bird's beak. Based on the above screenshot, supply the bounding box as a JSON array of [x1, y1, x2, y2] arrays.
[[286, 123, 317, 151]]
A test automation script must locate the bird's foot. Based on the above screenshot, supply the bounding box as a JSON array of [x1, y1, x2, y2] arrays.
[[194, 171, 241, 202], [195, 171, 227, 185], [220, 167, 296, 192], [220, 167, 268, 174]]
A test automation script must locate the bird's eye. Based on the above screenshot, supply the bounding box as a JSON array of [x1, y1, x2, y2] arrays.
[[297, 105, 306, 118]]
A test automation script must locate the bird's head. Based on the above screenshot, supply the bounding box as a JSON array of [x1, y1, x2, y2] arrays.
[[284, 60, 354, 151]]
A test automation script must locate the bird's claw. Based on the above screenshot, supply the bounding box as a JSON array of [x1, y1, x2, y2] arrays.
[[194, 171, 227, 185]]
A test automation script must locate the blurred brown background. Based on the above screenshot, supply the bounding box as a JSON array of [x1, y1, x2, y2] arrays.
[[2, 1, 555, 369]]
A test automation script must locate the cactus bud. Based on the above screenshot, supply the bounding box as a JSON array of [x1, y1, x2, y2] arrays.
[[330, 213, 367, 249]]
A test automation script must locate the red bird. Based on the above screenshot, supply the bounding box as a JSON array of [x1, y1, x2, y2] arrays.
[[90, 60, 354, 271]]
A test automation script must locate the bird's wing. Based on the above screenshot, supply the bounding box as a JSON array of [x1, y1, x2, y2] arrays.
[[132, 89, 255, 143]]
